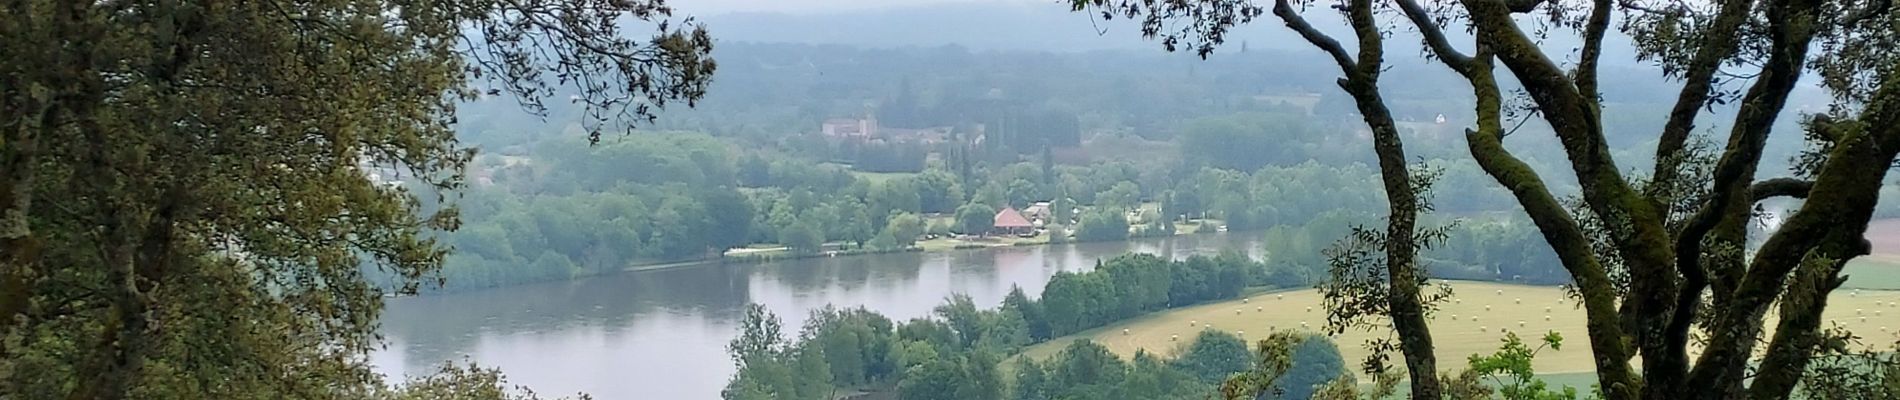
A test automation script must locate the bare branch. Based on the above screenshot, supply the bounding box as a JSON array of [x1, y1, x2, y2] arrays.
[[1272, 0, 1359, 74], [1393, 0, 1475, 72]]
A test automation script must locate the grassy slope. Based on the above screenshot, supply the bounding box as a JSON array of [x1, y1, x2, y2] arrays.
[[1011, 281, 1900, 381]]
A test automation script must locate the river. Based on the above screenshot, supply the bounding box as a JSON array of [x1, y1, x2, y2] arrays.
[[369, 233, 1263, 399]]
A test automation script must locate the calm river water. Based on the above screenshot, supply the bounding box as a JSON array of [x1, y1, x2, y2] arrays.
[[370, 233, 1263, 399]]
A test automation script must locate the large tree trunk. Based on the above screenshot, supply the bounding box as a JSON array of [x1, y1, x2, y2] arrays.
[[1347, 79, 1443, 400]]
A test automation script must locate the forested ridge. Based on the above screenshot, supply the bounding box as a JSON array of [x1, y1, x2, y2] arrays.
[[413, 41, 1879, 291]]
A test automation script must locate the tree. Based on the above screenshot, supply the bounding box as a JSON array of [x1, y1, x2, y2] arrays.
[[1073, 209, 1131, 242], [1173, 330, 1255, 384], [1097, 181, 1142, 212], [1276, 335, 1350, 400], [1002, 285, 1053, 340], [881, 212, 926, 248], [934, 294, 985, 348], [955, 203, 997, 235], [1007, 178, 1042, 209], [974, 182, 1009, 209], [1052, 196, 1078, 223], [0, 1, 713, 398], [870, 180, 923, 225], [1048, 340, 1129, 398], [782, 220, 826, 254], [1012, 358, 1052, 400], [1464, 332, 1581, 400], [1073, 0, 1900, 396]]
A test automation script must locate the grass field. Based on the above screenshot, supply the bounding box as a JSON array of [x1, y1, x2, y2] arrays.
[[1013, 281, 1900, 381], [1843, 256, 1900, 290], [848, 170, 918, 184]]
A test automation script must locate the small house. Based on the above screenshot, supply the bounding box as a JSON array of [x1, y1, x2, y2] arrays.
[[993, 206, 1034, 236]]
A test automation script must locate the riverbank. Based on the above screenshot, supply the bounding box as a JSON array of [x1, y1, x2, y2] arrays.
[[615, 219, 1228, 274]]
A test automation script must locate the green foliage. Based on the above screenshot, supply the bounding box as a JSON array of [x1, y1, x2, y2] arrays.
[[379, 362, 591, 400], [1003, 286, 1054, 341], [1275, 335, 1351, 400], [878, 212, 927, 249], [955, 203, 998, 235], [1179, 113, 1338, 171], [897, 352, 1004, 400], [1097, 182, 1144, 212], [723, 305, 834, 400], [781, 220, 826, 254], [1172, 330, 1256, 384], [1073, 209, 1131, 242], [1040, 254, 1255, 336], [1051, 197, 1078, 223], [801, 307, 899, 387], [1463, 332, 1579, 400], [0, 0, 714, 397]]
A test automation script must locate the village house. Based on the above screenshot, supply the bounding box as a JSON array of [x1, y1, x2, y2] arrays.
[[992, 206, 1034, 236]]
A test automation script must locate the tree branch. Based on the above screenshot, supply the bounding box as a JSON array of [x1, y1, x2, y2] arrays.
[[1689, 25, 1894, 393], [1458, 49, 1641, 399], [1271, 0, 1357, 74], [1393, 0, 1475, 73], [1574, 0, 1613, 104], [1748, 178, 1814, 201], [1506, 0, 1548, 12], [1648, 0, 1754, 203]]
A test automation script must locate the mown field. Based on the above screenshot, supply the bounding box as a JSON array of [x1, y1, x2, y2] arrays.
[[1843, 219, 1900, 290], [1013, 281, 1900, 384]]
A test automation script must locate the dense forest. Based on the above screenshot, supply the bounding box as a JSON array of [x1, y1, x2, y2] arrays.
[[721, 253, 1353, 400], [420, 42, 1823, 291]]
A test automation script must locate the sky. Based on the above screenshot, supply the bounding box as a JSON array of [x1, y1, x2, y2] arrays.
[[675, 0, 1038, 15]]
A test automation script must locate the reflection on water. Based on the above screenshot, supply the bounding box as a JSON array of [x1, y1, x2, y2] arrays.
[[372, 233, 1260, 400]]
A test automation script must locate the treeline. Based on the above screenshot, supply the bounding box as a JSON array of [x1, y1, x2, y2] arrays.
[[434, 135, 755, 289], [1011, 332, 1347, 400], [428, 128, 1569, 290], [1039, 253, 1251, 336], [723, 251, 1349, 400]]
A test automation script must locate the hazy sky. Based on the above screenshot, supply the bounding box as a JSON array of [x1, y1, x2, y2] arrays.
[[676, 0, 1037, 15]]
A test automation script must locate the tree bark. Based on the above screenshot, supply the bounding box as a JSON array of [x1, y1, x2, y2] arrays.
[[1272, 0, 1442, 395]]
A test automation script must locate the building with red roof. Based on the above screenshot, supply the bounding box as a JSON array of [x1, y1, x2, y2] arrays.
[[993, 206, 1033, 236]]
